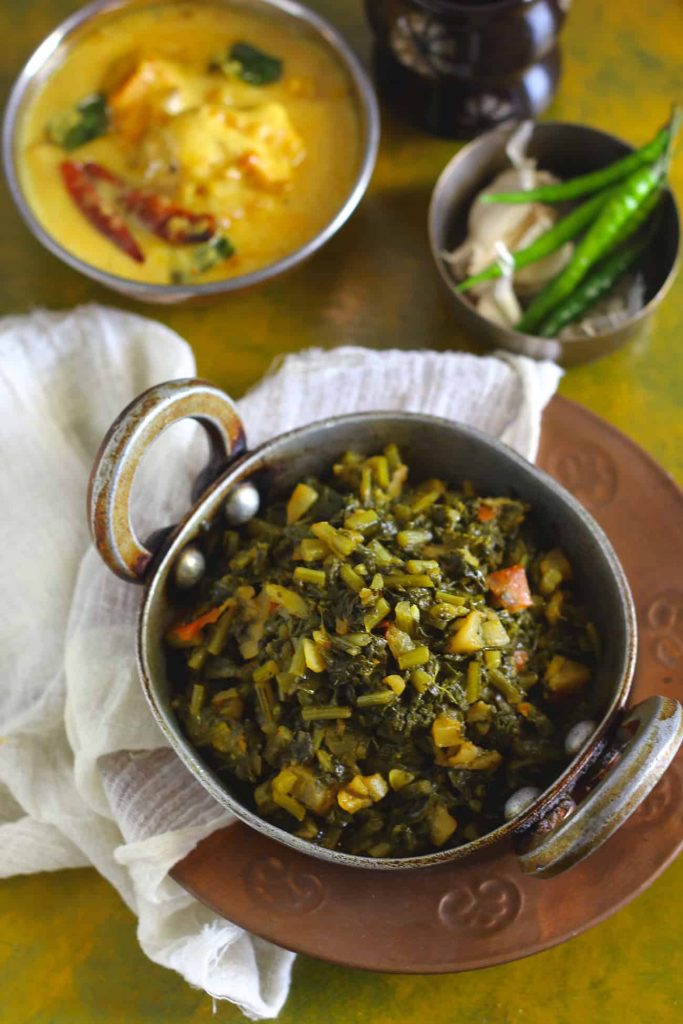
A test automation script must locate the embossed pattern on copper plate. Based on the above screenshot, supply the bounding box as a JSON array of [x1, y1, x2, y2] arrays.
[[172, 396, 683, 973]]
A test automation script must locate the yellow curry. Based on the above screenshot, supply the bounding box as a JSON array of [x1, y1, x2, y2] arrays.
[[18, 2, 362, 284]]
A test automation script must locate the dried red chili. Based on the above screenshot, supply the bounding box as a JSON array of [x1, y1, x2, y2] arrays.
[[60, 160, 144, 263], [120, 189, 216, 244], [60, 160, 217, 262]]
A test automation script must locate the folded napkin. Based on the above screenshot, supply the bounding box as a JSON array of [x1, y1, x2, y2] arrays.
[[0, 305, 562, 1018]]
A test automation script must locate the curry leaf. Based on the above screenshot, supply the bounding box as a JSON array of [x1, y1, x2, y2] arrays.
[[228, 41, 283, 85], [47, 92, 109, 151]]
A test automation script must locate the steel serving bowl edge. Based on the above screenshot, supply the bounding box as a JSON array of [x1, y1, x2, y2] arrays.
[[2, 0, 380, 303]]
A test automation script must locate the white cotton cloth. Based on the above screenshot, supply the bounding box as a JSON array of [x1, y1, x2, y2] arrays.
[[0, 304, 562, 1018]]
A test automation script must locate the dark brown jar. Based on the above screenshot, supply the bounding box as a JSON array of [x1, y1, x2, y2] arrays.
[[365, 0, 569, 138]]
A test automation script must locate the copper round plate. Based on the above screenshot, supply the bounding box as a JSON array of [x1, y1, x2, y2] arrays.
[[172, 396, 683, 972]]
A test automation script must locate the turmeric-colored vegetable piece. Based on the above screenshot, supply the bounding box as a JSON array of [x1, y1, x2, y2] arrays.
[[448, 609, 509, 653], [364, 773, 389, 801], [388, 768, 414, 790], [446, 740, 481, 767], [212, 688, 244, 720], [383, 674, 406, 696], [545, 655, 591, 696], [445, 742, 502, 772], [272, 768, 307, 821], [290, 766, 336, 815], [428, 802, 458, 846], [264, 582, 308, 618], [481, 609, 510, 647], [466, 700, 493, 723], [286, 483, 319, 524], [545, 589, 564, 625], [273, 765, 335, 817], [410, 668, 432, 693], [298, 538, 328, 561], [337, 791, 370, 814], [337, 772, 387, 813], [432, 715, 463, 748], [385, 623, 415, 659], [303, 637, 326, 673], [539, 549, 572, 595], [447, 610, 485, 653]]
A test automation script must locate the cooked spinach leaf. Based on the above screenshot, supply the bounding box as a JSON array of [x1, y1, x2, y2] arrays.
[[170, 234, 235, 284]]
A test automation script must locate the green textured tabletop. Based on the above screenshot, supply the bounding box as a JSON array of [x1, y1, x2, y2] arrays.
[[1, 0, 682, 1021]]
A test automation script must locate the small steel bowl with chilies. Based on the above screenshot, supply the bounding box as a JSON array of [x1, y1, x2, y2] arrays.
[[89, 378, 683, 875], [429, 121, 680, 367]]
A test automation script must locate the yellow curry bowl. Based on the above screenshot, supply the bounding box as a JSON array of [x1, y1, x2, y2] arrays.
[[3, 0, 380, 303]]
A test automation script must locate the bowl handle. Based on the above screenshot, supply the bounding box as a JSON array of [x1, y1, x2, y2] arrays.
[[88, 378, 246, 583], [516, 695, 683, 878]]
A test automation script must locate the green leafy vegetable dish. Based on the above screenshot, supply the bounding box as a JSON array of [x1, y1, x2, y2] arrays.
[[165, 445, 600, 858]]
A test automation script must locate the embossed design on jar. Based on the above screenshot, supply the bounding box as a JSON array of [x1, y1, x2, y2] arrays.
[[546, 442, 618, 508], [246, 856, 324, 914], [644, 590, 683, 668], [390, 12, 459, 78], [460, 93, 514, 127], [627, 764, 680, 830], [438, 877, 522, 935]]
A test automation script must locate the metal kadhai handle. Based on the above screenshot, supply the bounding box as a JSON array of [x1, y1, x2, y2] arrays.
[[88, 378, 246, 583], [517, 696, 683, 878]]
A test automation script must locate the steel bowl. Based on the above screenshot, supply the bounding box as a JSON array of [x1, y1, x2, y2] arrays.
[[429, 121, 681, 366], [2, 0, 380, 304], [89, 378, 682, 875]]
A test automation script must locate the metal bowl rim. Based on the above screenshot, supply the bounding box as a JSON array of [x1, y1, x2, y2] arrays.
[[138, 407, 638, 871], [2, 0, 380, 300]]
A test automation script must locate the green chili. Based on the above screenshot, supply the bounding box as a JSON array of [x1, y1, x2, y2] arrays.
[[537, 232, 652, 338], [455, 187, 612, 293], [481, 122, 670, 205], [609, 183, 663, 248], [516, 157, 670, 333]]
